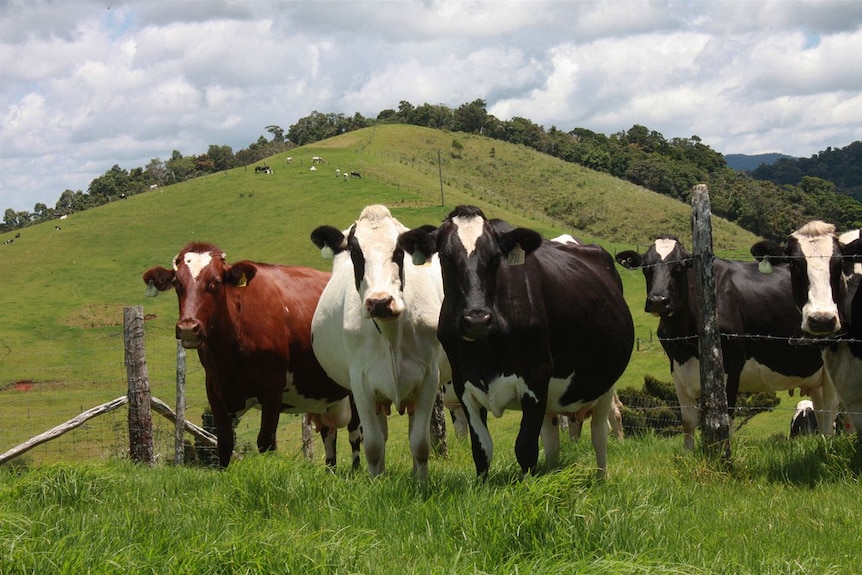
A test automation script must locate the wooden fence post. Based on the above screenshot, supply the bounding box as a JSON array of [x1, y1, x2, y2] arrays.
[[691, 184, 732, 466], [125, 305, 154, 465], [175, 341, 187, 465]]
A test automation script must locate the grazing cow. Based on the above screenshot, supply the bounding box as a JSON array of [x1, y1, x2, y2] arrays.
[[350, 171, 362, 178], [142, 243, 360, 468], [617, 235, 836, 450], [751, 221, 862, 450], [312, 156, 324, 164], [285, 156, 294, 164], [790, 399, 819, 437], [310, 205, 445, 479], [398, 205, 634, 478]]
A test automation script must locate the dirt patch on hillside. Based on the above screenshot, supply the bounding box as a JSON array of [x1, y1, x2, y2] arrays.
[[64, 304, 157, 329]]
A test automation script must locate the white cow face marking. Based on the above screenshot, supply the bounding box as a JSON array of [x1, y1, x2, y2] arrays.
[[654, 238, 677, 261], [453, 215, 485, 257], [793, 229, 840, 334], [177, 251, 213, 281]]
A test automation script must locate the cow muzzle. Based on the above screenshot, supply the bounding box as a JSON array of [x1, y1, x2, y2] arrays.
[[802, 311, 840, 336], [365, 295, 399, 321], [176, 319, 203, 348], [645, 294, 671, 316], [461, 310, 492, 341]]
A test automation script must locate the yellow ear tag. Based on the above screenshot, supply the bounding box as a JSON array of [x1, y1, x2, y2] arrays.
[[145, 280, 159, 298], [507, 243, 526, 266], [237, 273, 248, 288], [758, 259, 773, 274], [320, 244, 334, 259], [412, 249, 427, 266]]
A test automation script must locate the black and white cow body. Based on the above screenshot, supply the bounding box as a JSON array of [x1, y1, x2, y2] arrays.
[[617, 235, 836, 450], [399, 205, 634, 478], [752, 221, 862, 447]]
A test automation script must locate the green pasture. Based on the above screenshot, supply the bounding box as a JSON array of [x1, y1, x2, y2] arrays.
[[0, 124, 858, 574], [0, 124, 812, 459], [1, 432, 859, 574]]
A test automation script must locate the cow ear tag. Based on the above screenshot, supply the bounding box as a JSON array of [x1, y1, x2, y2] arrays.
[[507, 243, 526, 266], [145, 280, 159, 298], [758, 259, 773, 274], [412, 248, 427, 266], [320, 243, 334, 259], [237, 273, 248, 288]]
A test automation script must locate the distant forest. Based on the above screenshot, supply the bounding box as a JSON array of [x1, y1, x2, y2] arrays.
[[4, 99, 861, 241]]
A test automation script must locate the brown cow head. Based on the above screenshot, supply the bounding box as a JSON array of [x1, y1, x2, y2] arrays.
[[142, 243, 256, 348]]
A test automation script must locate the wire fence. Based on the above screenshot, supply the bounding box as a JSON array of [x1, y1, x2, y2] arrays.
[[1, 301, 857, 469]]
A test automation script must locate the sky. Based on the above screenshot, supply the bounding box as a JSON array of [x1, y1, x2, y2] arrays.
[[2, 1, 862, 213]]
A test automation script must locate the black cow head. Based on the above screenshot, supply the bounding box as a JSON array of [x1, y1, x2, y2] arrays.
[[751, 221, 848, 336], [399, 205, 542, 341], [615, 235, 692, 317]]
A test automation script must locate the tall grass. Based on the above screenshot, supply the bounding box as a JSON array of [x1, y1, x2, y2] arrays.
[[1, 433, 858, 574]]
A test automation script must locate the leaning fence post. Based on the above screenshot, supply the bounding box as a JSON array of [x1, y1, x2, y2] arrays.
[[691, 184, 732, 466], [125, 305, 154, 465], [175, 341, 187, 465]]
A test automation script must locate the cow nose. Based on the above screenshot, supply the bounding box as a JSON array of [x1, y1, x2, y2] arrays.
[[365, 296, 396, 319], [645, 294, 669, 314], [805, 312, 838, 336], [462, 310, 492, 340], [176, 319, 203, 347]]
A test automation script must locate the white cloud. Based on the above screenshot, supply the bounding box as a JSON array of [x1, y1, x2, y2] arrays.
[[1, 0, 862, 213]]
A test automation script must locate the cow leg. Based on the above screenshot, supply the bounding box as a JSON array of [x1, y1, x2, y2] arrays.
[[515, 387, 548, 477], [354, 394, 388, 477], [590, 388, 615, 478], [320, 426, 337, 467], [407, 371, 439, 481], [450, 407, 468, 438], [610, 392, 625, 440], [823, 347, 862, 469], [808, 369, 838, 436], [210, 405, 235, 468], [540, 414, 561, 467], [256, 403, 280, 454], [673, 374, 698, 451], [347, 400, 363, 471]]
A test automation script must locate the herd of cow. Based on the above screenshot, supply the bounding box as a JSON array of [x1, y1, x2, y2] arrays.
[[142, 205, 862, 479]]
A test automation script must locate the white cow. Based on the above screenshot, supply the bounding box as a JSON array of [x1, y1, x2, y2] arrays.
[[310, 205, 445, 479]]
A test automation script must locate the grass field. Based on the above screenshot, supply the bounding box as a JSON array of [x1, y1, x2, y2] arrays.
[[1, 431, 859, 574]]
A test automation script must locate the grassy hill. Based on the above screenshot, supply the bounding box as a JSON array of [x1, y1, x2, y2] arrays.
[[0, 124, 771, 458]]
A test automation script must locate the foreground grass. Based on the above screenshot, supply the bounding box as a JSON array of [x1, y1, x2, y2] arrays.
[[1, 433, 859, 574]]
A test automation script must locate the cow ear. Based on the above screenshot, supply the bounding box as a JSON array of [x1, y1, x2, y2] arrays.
[[500, 228, 542, 259], [750, 240, 784, 261], [841, 237, 862, 259], [751, 240, 786, 274], [224, 262, 257, 287], [398, 226, 439, 265], [311, 225, 346, 259], [615, 250, 643, 270], [142, 267, 175, 295]]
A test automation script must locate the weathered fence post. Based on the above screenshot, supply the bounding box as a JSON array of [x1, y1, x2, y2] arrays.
[[431, 387, 448, 457], [691, 184, 732, 465], [174, 341, 186, 465], [125, 305, 154, 465], [301, 416, 314, 460]]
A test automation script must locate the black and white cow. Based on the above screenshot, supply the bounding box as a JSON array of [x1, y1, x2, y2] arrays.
[[751, 220, 862, 449], [398, 205, 634, 478], [617, 235, 837, 450]]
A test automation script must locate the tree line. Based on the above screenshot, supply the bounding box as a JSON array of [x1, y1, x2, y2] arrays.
[[4, 99, 861, 241]]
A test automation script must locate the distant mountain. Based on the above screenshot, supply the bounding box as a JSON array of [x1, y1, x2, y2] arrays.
[[724, 153, 797, 172]]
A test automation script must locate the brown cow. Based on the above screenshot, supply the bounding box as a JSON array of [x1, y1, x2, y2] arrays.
[[143, 242, 359, 468]]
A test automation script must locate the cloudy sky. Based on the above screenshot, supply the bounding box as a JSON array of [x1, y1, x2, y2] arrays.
[[2, 0, 862, 213]]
